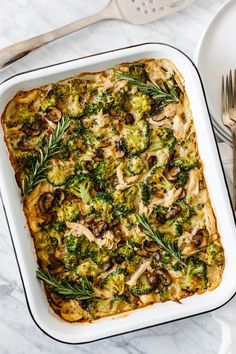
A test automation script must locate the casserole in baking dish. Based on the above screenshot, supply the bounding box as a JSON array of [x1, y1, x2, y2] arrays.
[[0, 43, 235, 343]]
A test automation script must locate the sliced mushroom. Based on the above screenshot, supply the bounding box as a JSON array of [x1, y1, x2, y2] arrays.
[[38, 193, 55, 214], [168, 204, 182, 218], [158, 268, 172, 286], [165, 166, 181, 181], [21, 122, 41, 137], [53, 188, 65, 204], [92, 221, 109, 238], [17, 137, 36, 151], [192, 229, 208, 248], [147, 155, 157, 169], [60, 300, 85, 322], [45, 106, 62, 122], [143, 240, 159, 253]]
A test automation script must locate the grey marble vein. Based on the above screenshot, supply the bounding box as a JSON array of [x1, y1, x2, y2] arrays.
[[0, 0, 226, 353]]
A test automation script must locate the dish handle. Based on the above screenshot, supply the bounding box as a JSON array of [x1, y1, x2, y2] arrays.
[[213, 296, 236, 354]]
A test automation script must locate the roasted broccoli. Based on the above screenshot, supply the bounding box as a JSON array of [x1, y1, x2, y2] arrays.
[[65, 235, 79, 253], [150, 128, 176, 152], [124, 120, 150, 156], [113, 186, 137, 217], [66, 174, 93, 203], [126, 156, 146, 176], [139, 182, 150, 206], [91, 192, 114, 223], [115, 244, 135, 261], [182, 258, 207, 291], [56, 202, 80, 223], [129, 274, 158, 296], [206, 243, 224, 266], [94, 161, 117, 181], [101, 268, 126, 295], [64, 253, 78, 271], [40, 88, 62, 112], [176, 171, 189, 187], [172, 159, 199, 172], [130, 92, 152, 120], [88, 244, 111, 265]]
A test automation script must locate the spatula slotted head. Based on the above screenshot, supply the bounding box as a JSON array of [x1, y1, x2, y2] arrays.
[[115, 0, 197, 25]]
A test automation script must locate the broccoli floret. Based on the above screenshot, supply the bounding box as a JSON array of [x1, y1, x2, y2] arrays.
[[101, 268, 126, 295], [130, 92, 152, 120], [50, 221, 66, 232], [150, 128, 176, 151], [139, 182, 150, 206], [66, 174, 93, 203], [115, 244, 135, 261], [113, 186, 137, 217], [66, 95, 83, 117], [176, 171, 189, 187], [126, 156, 146, 176], [91, 192, 114, 223], [76, 260, 98, 277], [36, 235, 59, 253], [88, 244, 111, 265], [15, 151, 38, 169], [129, 274, 157, 296], [65, 235, 79, 253], [147, 166, 172, 192], [94, 161, 117, 181], [206, 243, 224, 266], [128, 64, 149, 81], [182, 258, 207, 291], [175, 222, 183, 236], [172, 159, 199, 172], [40, 91, 59, 112], [64, 253, 78, 271], [124, 120, 150, 156], [56, 202, 80, 223]]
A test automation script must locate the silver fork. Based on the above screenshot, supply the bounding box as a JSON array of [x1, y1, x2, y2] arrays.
[[222, 70, 236, 209]]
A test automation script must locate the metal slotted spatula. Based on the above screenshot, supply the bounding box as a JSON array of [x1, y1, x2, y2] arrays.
[[0, 0, 196, 71]]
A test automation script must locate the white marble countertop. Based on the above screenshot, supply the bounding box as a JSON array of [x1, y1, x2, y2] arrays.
[[0, 0, 227, 353]]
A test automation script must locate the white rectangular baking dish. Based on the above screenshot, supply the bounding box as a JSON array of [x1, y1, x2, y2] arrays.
[[0, 43, 235, 344]]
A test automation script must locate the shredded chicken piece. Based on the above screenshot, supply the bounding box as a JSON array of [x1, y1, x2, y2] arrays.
[[116, 162, 125, 185], [15, 89, 43, 104], [163, 187, 182, 207], [203, 203, 217, 235], [126, 261, 150, 287], [187, 170, 199, 196], [66, 222, 96, 242], [140, 294, 156, 305], [96, 231, 115, 249]]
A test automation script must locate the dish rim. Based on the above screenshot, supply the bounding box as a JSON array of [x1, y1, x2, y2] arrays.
[[0, 42, 235, 344]]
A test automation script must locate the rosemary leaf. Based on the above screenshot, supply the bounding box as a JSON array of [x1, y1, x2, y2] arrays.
[[22, 117, 71, 195], [116, 70, 179, 107], [36, 268, 97, 300], [137, 214, 186, 266]]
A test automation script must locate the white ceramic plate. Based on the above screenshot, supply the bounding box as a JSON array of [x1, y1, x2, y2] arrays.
[[195, 0, 236, 144], [0, 43, 235, 344]]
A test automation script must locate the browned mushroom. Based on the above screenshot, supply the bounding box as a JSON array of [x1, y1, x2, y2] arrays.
[[92, 221, 109, 238], [147, 273, 161, 287], [148, 155, 157, 169], [17, 137, 36, 151], [38, 193, 55, 214], [158, 268, 172, 286], [192, 229, 208, 248], [178, 189, 186, 200], [53, 188, 65, 204], [22, 123, 41, 137], [143, 240, 159, 253], [169, 204, 182, 218], [164, 166, 181, 181], [45, 106, 62, 122], [124, 113, 135, 125]]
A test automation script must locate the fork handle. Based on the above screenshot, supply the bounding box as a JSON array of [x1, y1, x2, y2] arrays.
[[0, 1, 121, 71], [232, 125, 236, 210]]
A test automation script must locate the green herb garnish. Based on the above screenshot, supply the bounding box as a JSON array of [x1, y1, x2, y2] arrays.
[[22, 117, 71, 195], [116, 70, 179, 107], [137, 214, 186, 265], [36, 268, 97, 300]]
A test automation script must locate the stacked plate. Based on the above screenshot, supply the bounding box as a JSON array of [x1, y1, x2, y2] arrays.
[[195, 0, 236, 147]]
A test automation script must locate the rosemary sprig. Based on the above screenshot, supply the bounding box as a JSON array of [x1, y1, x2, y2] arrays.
[[137, 214, 186, 266], [36, 268, 97, 300], [116, 70, 180, 107], [22, 117, 71, 195]]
